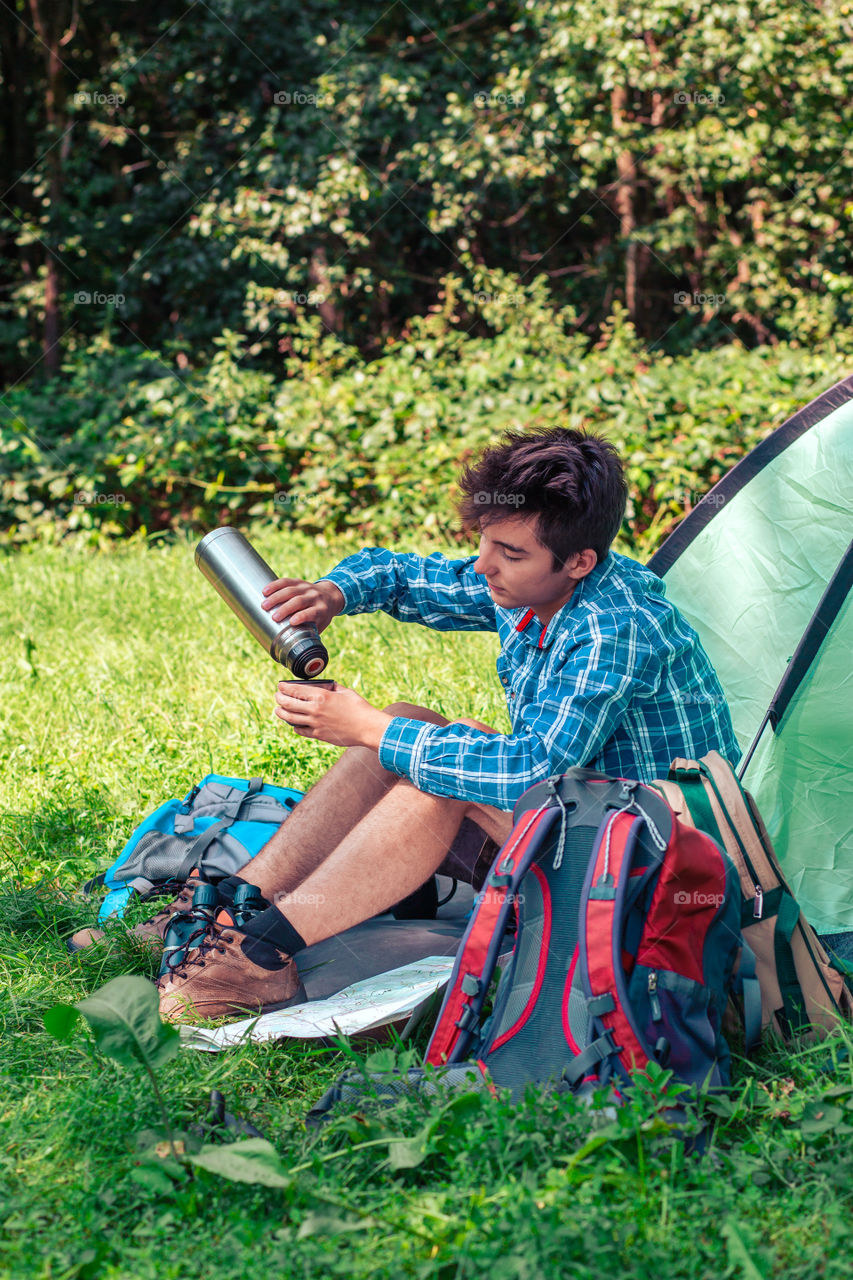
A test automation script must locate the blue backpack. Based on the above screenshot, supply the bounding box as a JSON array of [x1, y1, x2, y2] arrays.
[[90, 774, 303, 922]]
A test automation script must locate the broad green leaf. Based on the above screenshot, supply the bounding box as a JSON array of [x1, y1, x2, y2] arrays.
[[296, 1212, 373, 1239], [722, 1219, 768, 1280], [387, 1136, 429, 1171], [800, 1101, 846, 1137], [129, 1165, 177, 1195], [44, 1003, 80, 1042], [189, 1138, 292, 1188], [435, 1091, 483, 1126], [364, 1048, 397, 1074], [74, 976, 179, 1070]]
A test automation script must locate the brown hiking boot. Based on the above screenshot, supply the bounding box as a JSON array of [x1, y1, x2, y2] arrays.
[[67, 882, 197, 953], [157, 922, 306, 1023]]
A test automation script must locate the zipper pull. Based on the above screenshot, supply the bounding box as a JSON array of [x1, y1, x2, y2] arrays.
[[648, 971, 662, 1023], [183, 784, 201, 810], [753, 884, 764, 920]]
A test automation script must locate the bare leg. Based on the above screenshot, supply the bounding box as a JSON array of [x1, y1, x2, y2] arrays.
[[239, 703, 452, 896], [156, 712, 513, 1020], [275, 778, 514, 946]]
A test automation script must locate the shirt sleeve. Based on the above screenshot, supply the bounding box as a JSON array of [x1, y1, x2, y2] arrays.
[[378, 614, 655, 809], [317, 546, 497, 633]]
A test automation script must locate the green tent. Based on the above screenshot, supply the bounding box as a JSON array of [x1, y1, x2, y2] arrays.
[[649, 375, 853, 935]]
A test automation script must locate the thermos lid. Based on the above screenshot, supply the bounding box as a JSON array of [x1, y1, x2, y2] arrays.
[[287, 635, 329, 678]]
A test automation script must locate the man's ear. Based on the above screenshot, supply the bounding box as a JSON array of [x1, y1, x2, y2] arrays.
[[567, 549, 597, 580]]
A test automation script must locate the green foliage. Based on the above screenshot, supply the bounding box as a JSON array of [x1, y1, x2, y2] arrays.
[[189, 1138, 293, 1188], [3, 1, 853, 378], [45, 975, 179, 1070], [3, 304, 852, 555]]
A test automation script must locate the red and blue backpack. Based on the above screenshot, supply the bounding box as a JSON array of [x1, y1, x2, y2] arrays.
[[309, 769, 758, 1119]]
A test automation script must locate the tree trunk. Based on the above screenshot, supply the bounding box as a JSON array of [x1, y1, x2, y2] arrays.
[[308, 247, 343, 335], [28, 0, 72, 377], [611, 86, 638, 321]]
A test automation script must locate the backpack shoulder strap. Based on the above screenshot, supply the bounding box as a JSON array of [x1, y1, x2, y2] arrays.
[[571, 810, 658, 1087], [649, 779, 695, 827], [669, 755, 768, 913], [174, 777, 264, 833], [696, 753, 780, 888], [667, 757, 730, 850], [425, 803, 557, 1066]]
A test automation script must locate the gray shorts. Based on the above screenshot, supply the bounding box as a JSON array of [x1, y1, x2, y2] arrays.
[[436, 818, 501, 892]]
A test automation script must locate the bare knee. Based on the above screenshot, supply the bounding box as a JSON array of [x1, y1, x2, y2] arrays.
[[451, 716, 498, 734], [383, 702, 450, 727], [393, 776, 466, 811]]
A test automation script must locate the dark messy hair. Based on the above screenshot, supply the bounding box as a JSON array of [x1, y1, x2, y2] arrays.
[[456, 426, 627, 568]]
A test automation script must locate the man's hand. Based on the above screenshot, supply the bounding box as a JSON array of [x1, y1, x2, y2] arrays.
[[261, 577, 344, 633], [274, 682, 393, 750]]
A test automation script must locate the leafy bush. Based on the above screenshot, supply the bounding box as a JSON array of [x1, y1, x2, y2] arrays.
[[3, 294, 852, 557], [5, 0, 853, 377]]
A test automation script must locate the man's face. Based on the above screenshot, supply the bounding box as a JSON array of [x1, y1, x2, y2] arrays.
[[471, 514, 596, 622]]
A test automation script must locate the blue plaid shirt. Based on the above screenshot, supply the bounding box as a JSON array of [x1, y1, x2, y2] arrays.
[[320, 547, 740, 811]]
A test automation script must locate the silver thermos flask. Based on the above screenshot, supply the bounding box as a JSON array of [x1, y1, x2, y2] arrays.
[[195, 528, 329, 679]]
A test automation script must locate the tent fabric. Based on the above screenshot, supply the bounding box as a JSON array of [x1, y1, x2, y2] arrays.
[[648, 376, 853, 932], [740, 551, 853, 932]]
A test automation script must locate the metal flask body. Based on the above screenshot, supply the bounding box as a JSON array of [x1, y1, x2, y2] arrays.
[[195, 527, 329, 678]]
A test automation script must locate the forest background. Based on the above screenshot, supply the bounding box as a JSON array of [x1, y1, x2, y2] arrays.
[[2, 0, 852, 553]]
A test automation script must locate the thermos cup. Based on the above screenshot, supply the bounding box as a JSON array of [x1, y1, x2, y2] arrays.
[[195, 527, 329, 678]]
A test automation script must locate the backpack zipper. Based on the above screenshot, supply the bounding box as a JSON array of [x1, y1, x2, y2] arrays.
[[753, 884, 764, 919], [648, 971, 662, 1022], [184, 784, 201, 810]]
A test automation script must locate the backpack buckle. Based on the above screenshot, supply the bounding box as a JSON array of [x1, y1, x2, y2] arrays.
[[589, 873, 616, 900], [454, 1006, 481, 1035], [488, 872, 513, 889]]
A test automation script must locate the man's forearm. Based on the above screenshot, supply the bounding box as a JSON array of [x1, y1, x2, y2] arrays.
[[357, 706, 394, 751]]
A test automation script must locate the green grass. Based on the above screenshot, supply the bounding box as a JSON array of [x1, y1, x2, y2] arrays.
[[2, 533, 853, 1280]]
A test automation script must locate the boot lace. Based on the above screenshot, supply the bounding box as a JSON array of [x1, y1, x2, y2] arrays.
[[163, 918, 235, 976]]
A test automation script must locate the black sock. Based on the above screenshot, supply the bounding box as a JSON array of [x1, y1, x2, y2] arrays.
[[215, 875, 247, 907], [240, 904, 306, 957]]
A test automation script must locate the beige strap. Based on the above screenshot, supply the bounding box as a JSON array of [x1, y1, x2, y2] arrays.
[[698, 751, 780, 891], [651, 779, 695, 827], [669, 754, 752, 887]]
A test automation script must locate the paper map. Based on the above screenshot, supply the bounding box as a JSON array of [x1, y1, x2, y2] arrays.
[[180, 955, 457, 1052]]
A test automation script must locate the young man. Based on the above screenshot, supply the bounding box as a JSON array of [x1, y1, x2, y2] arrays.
[[73, 428, 741, 1021]]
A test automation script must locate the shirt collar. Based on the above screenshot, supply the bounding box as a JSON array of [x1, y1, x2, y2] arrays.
[[510, 553, 615, 650]]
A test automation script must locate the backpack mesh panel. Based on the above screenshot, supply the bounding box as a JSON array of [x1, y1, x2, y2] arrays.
[[111, 831, 196, 884], [483, 825, 596, 1092], [566, 969, 590, 1050], [307, 1063, 491, 1121]]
